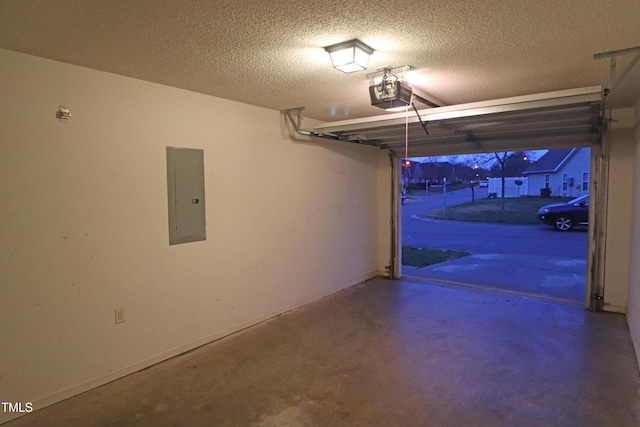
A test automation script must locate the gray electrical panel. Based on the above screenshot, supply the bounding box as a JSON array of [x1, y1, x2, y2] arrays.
[[166, 147, 206, 245]]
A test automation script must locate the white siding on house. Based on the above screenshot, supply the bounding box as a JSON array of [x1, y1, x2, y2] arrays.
[[527, 173, 546, 196], [526, 148, 591, 197]]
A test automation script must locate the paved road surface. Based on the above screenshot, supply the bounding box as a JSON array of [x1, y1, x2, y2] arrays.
[[404, 216, 588, 258], [400, 189, 588, 303]]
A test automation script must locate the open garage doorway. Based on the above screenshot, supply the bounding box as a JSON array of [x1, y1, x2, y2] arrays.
[[399, 148, 591, 304], [313, 87, 607, 309]]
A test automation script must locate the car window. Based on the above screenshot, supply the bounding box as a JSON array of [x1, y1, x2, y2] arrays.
[[569, 194, 589, 205]]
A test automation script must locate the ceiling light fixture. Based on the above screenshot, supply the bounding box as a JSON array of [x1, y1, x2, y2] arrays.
[[324, 39, 374, 73]]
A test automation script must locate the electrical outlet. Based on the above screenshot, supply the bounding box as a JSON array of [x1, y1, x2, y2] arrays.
[[115, 308, 126, 324]]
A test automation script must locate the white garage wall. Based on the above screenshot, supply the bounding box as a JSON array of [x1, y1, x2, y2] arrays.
[[628, 98, 640, 370], [0, 49, 389, 422], [603, 121, 635, 312], [603, 110, 636, 313]]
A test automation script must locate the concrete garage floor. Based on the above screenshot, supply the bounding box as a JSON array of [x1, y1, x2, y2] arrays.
[[7, 278, 640, 427]]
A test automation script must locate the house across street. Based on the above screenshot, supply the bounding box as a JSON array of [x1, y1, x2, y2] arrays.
[[524, 147, 590, 198], [483, 148, 591, 199]]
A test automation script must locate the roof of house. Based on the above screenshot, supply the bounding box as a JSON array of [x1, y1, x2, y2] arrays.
[[524, 148, 576, 174]]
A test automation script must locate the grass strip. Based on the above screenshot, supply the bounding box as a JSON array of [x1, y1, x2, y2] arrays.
[[421, 196, 573, 224], [402, 246, 470, 267]]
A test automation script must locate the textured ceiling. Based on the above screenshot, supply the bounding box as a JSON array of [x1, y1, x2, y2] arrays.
[[0, 0, 639, 122]]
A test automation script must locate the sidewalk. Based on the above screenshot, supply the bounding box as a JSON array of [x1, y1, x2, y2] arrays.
[[403, 252, 586, 303]]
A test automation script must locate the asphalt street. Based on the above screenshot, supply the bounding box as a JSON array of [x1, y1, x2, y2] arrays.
[[401, 188, 588, 303]]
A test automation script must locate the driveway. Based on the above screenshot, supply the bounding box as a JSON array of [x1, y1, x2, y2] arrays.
[[401, 189, 588, 303]]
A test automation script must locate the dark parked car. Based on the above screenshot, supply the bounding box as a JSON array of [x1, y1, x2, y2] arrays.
[[537, 194, 589, 231]]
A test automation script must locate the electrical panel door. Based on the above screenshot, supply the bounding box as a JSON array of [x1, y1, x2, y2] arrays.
[[166, 147, 206, 245]]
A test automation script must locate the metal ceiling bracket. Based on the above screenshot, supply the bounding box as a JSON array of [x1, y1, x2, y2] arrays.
[[282, 107, 310, 135], [594, 46, 640, 93], [366, 65, 412, 85], [281, 107, 379, 146]]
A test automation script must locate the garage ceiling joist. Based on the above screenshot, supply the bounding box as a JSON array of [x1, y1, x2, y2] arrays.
[[311, 86, 603, 157]]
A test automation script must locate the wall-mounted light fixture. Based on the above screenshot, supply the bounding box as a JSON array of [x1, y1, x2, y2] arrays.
[[324, 39, 374, 73]]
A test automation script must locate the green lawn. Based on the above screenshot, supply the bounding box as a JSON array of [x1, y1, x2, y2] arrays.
[[421, 196, 573, 224], [402, 246, 470, 267]]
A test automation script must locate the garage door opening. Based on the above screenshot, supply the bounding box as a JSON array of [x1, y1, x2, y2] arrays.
[[312, 86, 607, 309], [399, 148, 591, 304]]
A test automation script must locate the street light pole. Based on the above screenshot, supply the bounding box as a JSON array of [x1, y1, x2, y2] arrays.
[[443, 177, 447, 215]]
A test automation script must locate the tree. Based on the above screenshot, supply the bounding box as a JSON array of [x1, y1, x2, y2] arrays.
[[464, 156, 491, 183], [455, 164, 478, 183], [421, 156, 439, 164], [489, 151, 530, 178], [478, 151, 532, 210], [493, 152, 510, 210]]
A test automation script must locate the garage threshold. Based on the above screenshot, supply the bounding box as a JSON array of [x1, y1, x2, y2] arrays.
[[403, 249, 586, 305], [402, 273, 584, 307]]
